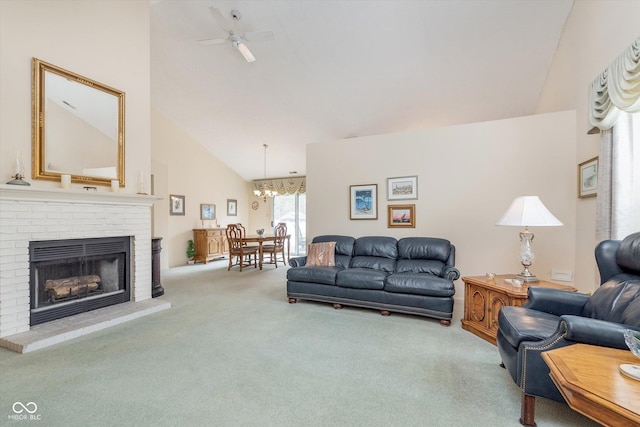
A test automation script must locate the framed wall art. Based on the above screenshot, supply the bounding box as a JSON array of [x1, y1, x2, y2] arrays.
[[578, 156, 598, 198], [200, 204, 215, 220], [387, 176, 418, 200], [387, 204, 416, 228], [227, 199, 237, 216], [350, 184, 377, 220], [170, 195, 185, 216]]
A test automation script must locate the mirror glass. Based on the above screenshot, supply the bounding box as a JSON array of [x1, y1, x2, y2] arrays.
[[32, 58, 125, 186]]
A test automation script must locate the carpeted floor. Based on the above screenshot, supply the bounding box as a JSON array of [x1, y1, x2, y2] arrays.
[[0, 261, 598, 426]]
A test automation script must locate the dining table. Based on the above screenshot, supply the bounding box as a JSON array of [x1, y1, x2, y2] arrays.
[[241, 234, 291, 269]]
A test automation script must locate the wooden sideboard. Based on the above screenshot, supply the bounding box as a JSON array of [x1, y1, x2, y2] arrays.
[[461, 275, 577, 345], [192, 228, 228, 264]]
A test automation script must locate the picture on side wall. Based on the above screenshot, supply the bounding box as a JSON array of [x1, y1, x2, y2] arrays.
[[350, 184, 378, 220], [578, 156, 598, 198], [200, 204, 216, 220], [387, 176, 418, 200], [227, 199, 237, 216], [387, 204, 416, 228], [170, 195, 185, 216]]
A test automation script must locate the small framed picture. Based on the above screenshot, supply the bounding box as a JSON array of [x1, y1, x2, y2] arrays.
[[387, 204, 416, 228], [350, 184, 378, 220], [170, 195, 185, 216], [200, 204, 216, 220], [578, 157, 598, 198], [387, 176, 418, 200], [227, 199, 237, 216]]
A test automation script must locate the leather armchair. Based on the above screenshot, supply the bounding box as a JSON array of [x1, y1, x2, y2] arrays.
[[496, 232, 640, 426]]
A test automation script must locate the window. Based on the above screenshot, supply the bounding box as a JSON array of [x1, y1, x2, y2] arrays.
[[273, 193, 306, 255]]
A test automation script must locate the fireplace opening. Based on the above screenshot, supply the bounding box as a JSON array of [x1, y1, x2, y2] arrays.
[[30, 237, 131, 325]]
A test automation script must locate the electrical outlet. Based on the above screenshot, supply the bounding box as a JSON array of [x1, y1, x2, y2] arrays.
[[551, 269, 573, 282]]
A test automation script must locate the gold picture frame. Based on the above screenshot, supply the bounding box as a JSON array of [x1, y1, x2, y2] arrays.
[[578, 156, 598, 198], [387, 204, 416, 228]]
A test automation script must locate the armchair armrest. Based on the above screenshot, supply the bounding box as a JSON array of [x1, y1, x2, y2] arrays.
[[289, 256, 307, 267], [516, 318, 639, 399], [560, 315, 640, 349], [442, 266, 460, 281], [524, 287, 589, 315]]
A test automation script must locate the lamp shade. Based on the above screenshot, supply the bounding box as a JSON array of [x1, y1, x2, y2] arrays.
[[496, 196, 563, 227]]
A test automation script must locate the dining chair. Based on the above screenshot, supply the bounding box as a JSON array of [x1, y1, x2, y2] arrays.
[[236, 223, 260, 251], [261, 223, 287, 267], [226, 224, 258, 271]]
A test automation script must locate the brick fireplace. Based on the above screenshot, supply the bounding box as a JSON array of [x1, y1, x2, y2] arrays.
[[0, 185, 167, 349]]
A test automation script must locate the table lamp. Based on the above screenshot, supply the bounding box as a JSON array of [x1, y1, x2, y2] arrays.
[[496, 196, 562, 282]]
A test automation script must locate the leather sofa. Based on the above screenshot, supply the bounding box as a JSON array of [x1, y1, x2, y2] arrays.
[[496, 231, 640, 426], [287, 235, 460, 325]]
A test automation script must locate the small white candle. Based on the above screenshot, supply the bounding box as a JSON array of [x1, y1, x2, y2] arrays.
[[61, 174, 71, 189], [111, 179, 120, 192]]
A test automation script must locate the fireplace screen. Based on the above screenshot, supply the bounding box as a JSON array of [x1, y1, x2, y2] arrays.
[[30, 237, 130, 325]]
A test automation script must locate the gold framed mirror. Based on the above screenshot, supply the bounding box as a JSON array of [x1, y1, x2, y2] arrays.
[[32, 58, 125, 186]]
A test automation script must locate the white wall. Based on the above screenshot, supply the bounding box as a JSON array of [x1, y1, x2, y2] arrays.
[[308, 111, 577, 296], [534, 0, 640, 288], [151, 108, 252, 267], [0, 0, 150, 193]]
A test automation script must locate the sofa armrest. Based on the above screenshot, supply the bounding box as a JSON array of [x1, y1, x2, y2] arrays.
[[442, 266, 460, 281], [289, 256, 307, 267], [561, 315, 640, 349], [523, 287, 589, 315]]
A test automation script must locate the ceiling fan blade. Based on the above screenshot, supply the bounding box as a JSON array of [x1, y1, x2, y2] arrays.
[[241, 30, 275, 42], [197, 37, 228, 46], [209, 7, 233, 34]]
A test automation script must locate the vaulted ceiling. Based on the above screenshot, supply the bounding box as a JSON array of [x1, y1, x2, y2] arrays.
[[150, 0, 574, 181]]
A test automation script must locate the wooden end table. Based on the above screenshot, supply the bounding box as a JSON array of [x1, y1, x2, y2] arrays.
[[461, 275, 577, 345], [542, 344, 640, 426]]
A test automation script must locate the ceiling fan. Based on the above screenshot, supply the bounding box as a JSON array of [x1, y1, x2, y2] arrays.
[[198, 7, 274, 63]]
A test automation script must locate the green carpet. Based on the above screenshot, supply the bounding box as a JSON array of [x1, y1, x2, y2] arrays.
[[0, 262, 598, 426]]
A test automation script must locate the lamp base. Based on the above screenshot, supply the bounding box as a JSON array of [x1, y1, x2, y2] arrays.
[[516, 273, 539, 283]]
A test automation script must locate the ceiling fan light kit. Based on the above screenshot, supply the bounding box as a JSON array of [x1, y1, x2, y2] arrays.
[[232, 37, 256, 62], [198, 7, 274, 63]]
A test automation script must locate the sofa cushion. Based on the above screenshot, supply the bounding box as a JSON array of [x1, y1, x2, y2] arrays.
[[582, 278, 640, 323], [396, 259, 444, 276], [287, 266, 342, 286], [498, 306, 561, 349], [306, 242, 336, 267], [353, 236, 398, 258], [397, 237, 452, 263], [350, 236, 397, 273], [384, 273, 454, 297], [336, 268, 387, 290], [312, 235, 355, 269]]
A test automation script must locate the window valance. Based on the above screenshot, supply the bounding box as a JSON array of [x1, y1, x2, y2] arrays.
[[589, 37, 640, 130], [253, 177, 306, 195]]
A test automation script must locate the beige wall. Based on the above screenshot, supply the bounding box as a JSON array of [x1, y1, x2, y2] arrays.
[[0, 0, 150, 192], [308, 111, 578, 296], [534, 0, 640, 288], [151, 109, 251, 268]]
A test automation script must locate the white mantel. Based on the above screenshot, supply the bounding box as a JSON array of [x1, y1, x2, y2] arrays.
[[0, 184, 162, 339], [0, 184, 160, 205]]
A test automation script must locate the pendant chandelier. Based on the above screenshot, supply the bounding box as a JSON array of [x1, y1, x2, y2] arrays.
[[254, 144, 277, 202]]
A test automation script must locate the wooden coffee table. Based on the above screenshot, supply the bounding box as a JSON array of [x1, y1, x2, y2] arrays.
[[542, 344, 640, 426]]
